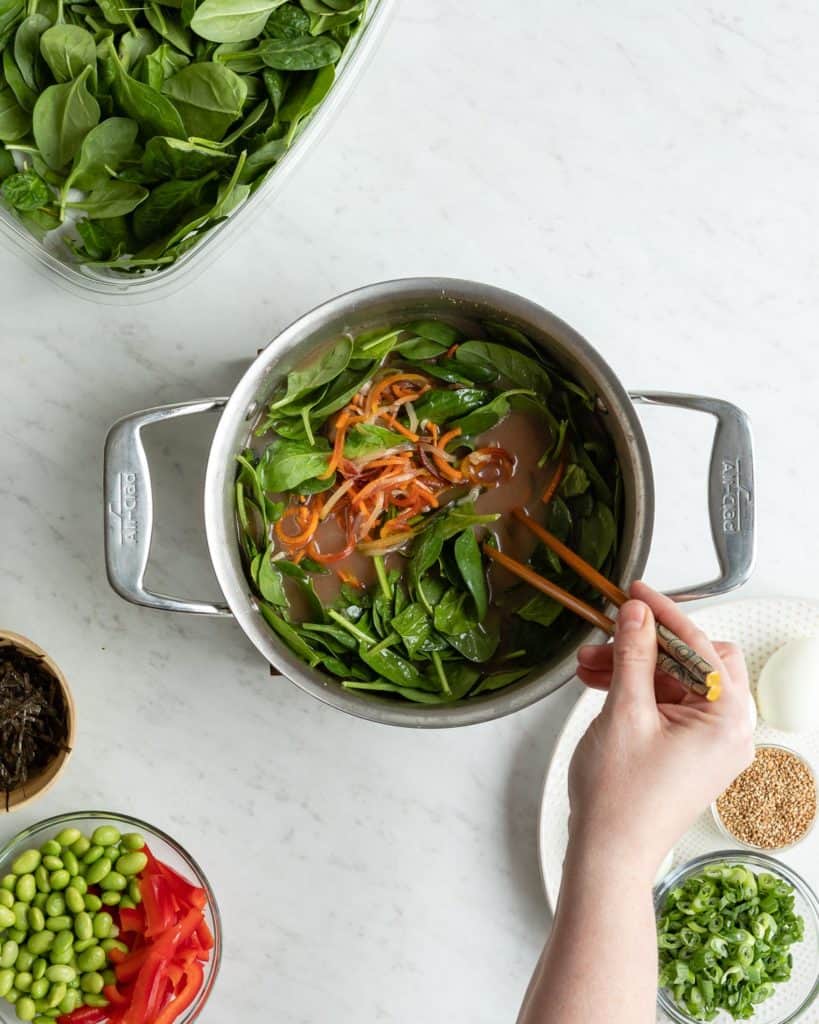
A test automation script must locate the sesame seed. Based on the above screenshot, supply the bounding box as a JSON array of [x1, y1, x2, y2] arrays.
[[716, 746, 817, 849]]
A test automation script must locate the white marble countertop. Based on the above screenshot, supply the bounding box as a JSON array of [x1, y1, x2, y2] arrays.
[[1, 1, 817, 1021]]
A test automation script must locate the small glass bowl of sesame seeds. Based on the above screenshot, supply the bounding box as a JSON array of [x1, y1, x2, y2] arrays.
[[712, 743, 818, 853]]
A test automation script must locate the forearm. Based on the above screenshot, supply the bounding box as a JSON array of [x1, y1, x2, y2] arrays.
[[517, 837, 657, 1024]]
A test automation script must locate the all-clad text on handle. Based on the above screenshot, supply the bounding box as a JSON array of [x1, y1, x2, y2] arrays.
[[629, 392, 755, 602], [103, 399, 232, 616]]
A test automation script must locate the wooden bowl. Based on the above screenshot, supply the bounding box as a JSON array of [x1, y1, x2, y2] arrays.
[[0, 630, 76, 812]]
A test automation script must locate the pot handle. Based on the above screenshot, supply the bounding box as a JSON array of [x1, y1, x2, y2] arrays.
[[629, 392, 755, 601], [104, 400, 233, 616]]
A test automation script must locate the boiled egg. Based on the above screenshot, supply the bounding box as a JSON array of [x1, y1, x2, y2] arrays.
[[757, 638, 819, 733]]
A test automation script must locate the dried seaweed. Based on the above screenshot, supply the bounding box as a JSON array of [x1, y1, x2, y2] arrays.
[[0, 643, 70, 810]]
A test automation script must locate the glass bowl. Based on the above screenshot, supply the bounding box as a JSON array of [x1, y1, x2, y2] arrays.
[[0, 810, 221, 1024], [655, 851, 819, 1024], [711, 744, 818, 853]]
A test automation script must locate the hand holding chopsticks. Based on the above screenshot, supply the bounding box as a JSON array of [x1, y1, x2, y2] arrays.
[[481, 508, 721, 700]]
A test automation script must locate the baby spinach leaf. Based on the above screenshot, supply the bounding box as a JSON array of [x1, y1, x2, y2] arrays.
[[143, 135, 232, 179], [258, 602, 320, 666], [248, 33, 340, 70], [73, 215, 131, 260], [3, 47, 38, 112], [406, 319, 461, 347], [14, 13, 51, 91], [560, 463, 590, 498], [391, 602, 433, 660], [213, 38, 267, 72], [141, 41, 190, 89], [63, 116, 139, 192], [39, 25, 97, 84], [190, 0, 286, 43], [145, 2, 194, 54], [1, 169, 50, 210], [118, 27, 160, 72], [278, 63, 333, 141], [433, 587, 475, 636], [515, 593, 563, 628], [256, 548, 288, 608], [471, 667, 530, 695], [446, 620, 500, 663], [162, 61, 246, 139], [408, 517, 446, 598], [18, 204, 59, 237], [342, 423, 407, 459], [453, 528, 488, 621], [269, 335, 353, 411], [257, 436, 330, 492], [32, 65, 100, 170], [455, 341, 552, 395], [445, 662, 481, 700], [237, 131, 286, 181], [357, 642, 432, 691], [413, 387, 490, 425], [275, 559, 325, 621], [0, 0, 25, 50], [393, 335, 449, 360], [67, 178, 149, 217], [264, 2, 309, 37], [450, 389, 533, 437], [308, 361, 376, 420], [131, 170, 216, 241], [0, 143, 15, 179], [576, 501, 616, 570], [100, 38, 186, 139]]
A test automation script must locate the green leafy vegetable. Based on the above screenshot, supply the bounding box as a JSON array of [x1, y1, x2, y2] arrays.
[[190, 0, 286, 43], [32, 65, 100, 170], [1, 168, 49, 210], [161, 61, 246, 139], [39, 25, 97, 84]]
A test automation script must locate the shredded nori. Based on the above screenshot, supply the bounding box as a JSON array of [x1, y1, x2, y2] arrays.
[[0, 643, 70, 810]]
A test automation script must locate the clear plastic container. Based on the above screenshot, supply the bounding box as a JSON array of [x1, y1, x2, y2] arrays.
[[0, 0, 394, 302]]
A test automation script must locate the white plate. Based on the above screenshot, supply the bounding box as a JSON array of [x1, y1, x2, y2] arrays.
[[538, 597, 819, 1023]]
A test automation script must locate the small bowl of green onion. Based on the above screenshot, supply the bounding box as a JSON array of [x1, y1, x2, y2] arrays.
[[655, 851, 819, 1023]]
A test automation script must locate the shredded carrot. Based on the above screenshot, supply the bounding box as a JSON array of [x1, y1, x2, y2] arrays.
[[319, 409, 351, 480], [337, 570, 362, 587], [438, 427, 462, 449], [541, 449, 567, 504], [275, 501, 320, 548]]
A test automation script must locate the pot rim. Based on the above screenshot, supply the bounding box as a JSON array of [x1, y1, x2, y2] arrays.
[[204, 277, 655, 727]]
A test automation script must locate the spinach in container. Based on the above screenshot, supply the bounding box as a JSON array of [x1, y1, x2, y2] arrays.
[[235, 317, 624, 705], [0, 0, 367, 273]]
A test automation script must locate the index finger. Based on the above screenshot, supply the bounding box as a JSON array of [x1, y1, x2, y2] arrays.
[[629, 581, 749, 713]]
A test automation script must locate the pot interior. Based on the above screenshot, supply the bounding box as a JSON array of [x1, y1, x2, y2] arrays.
[[205, 279, 654, 727]]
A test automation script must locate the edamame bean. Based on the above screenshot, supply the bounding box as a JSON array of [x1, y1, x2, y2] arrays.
[[72, 939, 96, 954], [63, 889, 83, 916], [1, 942, 19, 968], [47, 872, 69, 892], [57, 988, 78, 1014], [99, 940, 127, 954], [7, 930, 26, 945], [84, 859, 111, 886], [82, 895, 100, 913], [55, 831, 80, 849], [30, 978, 48, 1000], [11, 852, 40, 876], [120, 897, 136, 910], [26, 908, 44, 933], [60, 852, 78, 878], [120, 833, 145, 851], [34, 1016, 53, 1024], [15, 995, 36, 1020], [76, 947, 105, 973], [115, 852, 147, 877], [44, 918, 70, 933], [15, 951, 34, 972], [6, 986, 19, 1003], [0, 906, 15, 929], [0, 889, 15, 909], [101, 872, 127, 893], [2, 875, 17, 892], [79, 972, 103, 995], [92, 914, 112, 940], [67, 877, 86, 896], [45, 982, 65, 1008], [43, 896, 63, 919], [31, 895, 46, 912], [68, 837, 89, 858], [40, 858, 62, 873], [25, 933, 53, 957], [83, 995, 109, 1008], [44, 965, 74, 984], [15, 971, 33, 992], [33, 869, 49, 895], [31, 960, 45, 982], [81, 847, 103, 867], [15, 876, 36, 903], [0, 967, 14, 997], [100, 893, 120, 907], [14, 904, 28, 932], [90, 827, 120, 848], [71, 913, 92, 942], [38, 843, 59, 859]]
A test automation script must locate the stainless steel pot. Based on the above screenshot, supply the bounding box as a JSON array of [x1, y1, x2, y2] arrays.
[[104, 278, 756, 728]]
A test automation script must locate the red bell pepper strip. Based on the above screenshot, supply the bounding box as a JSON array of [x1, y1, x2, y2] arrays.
[[119, 907, 145, 934], [153, 961, 204, 1024], [123, 952, 167, 1024], [151, 908, 204, 959], [103, 985, 129, 1007], [57, 1009, 109, 1024], [115, 946, 152, 984], [195, 918, 214, 951]]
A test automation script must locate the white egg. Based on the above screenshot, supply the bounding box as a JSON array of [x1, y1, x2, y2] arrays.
[[757, 637, 819, 733]]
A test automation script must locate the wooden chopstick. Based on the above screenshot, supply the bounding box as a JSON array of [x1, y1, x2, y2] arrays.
[[483, 515, 721, 701], [510, 508, 721, 698]]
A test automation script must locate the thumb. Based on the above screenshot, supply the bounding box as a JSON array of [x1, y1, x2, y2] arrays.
[[605, 599, 657, 709]]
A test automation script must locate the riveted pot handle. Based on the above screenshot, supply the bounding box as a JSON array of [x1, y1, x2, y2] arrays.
[[629, 392, 755, 602], [104, 400, 232, 616]]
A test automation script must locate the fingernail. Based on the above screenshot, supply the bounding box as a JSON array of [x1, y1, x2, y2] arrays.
[[617, 601, 647, 633]]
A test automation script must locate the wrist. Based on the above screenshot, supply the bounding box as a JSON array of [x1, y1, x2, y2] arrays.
[[565, 821, 659, 890]]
